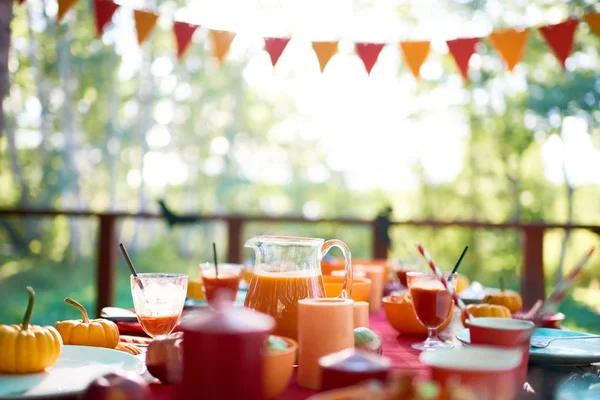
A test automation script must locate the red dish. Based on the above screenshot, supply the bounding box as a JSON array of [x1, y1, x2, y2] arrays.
[[511, 311, 565, 329]]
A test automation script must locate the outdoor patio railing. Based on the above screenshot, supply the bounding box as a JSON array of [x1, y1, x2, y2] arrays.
[[1, 208, 598, 317]]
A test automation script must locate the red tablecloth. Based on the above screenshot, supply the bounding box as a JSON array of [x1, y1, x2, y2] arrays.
[[147, 310, 428, 400]]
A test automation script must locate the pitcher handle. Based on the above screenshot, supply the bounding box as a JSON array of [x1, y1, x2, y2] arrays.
[[321, 239, 353, 299]]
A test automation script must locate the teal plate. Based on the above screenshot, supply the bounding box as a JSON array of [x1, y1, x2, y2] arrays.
[[455, 327, 600, 366]]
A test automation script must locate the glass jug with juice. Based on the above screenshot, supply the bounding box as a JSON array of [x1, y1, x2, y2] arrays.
[[244, 236, 353, 340]]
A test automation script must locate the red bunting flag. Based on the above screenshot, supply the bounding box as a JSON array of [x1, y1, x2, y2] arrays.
[[446, 37, 480, 82], [355, 43, 385, 75], [173, 21, 199, 60], [584, 13, 600, 38], [538, 19, 579, 69], [19, 0, 26, 5], [93, 0, 120, 37], [264, 37, 290, 67]]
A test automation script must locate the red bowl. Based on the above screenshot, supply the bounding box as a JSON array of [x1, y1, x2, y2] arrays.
[[512, 311, 565, 329]]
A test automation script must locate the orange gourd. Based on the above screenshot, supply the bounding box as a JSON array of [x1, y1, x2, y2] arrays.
[[383, 295, 453, 336], [461, 303, 512, 326], [56, 298, 119, 348], [482, 277, 523, 313]]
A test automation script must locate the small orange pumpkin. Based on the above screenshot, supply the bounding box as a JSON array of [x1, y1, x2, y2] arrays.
[[482, 277, 523, 313], [461, 303, 512, 326]]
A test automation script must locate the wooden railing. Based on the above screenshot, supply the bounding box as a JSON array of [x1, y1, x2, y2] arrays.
[[1, 208, 598, 317]]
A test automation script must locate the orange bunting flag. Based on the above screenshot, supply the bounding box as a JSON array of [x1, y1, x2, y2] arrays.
[[355, 43, 385, 75], [134, 10, 159, 45], [173, 21, 199, 60], [264, 37, 290, 67], [584, 13, 600, 37], [93, 0, 120, 37], [57, 0, 78, 22], [311, 41, 338, 72], [209, 29, 236, 65], [446, 37, 480, 82], [488, 28, 529, 71], [399, 41, 430, 80], [538, 19, 579, 69]]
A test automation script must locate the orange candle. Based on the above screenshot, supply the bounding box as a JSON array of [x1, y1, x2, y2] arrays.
[[297, 298, 354, 390], [357, 265, 384, 313], [353, 301, 369, 328]]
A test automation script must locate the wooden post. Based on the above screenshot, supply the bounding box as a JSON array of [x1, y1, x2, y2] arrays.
[[521, 226, 545, 308], [96, 214, 117, 318], [227, 217, 243, 264]]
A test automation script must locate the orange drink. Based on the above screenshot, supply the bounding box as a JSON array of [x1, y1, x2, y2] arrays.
[[241, 266, 254, 285], [138, 314, 181, 337], [200, 264, 242, 304], [244, 271, 325, 340]]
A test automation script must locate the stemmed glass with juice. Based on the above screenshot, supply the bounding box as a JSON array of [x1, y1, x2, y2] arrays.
[[130, 273, 188, 338], [199, 263, 242, 306], [406, 271, 455, 350]]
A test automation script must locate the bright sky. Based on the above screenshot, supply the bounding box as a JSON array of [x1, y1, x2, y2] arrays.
[[18, 0, 600, 191]]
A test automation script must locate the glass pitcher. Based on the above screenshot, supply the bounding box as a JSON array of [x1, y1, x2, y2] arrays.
[[244, 236, 352, 340]]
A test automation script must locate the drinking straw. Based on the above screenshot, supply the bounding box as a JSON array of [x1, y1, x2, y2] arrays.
[[119, 243, 144, 291], [448, 245, 468, 281], [416, 243, 472, 321], [541, 247, 595, 315], [212, 242, 219, 278]]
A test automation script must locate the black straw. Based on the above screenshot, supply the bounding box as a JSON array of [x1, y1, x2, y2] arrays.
[[448, 245, 469, 281], [212, 242, 219, 278], [119, 243, 144, 290]]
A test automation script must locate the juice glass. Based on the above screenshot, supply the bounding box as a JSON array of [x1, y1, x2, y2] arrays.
[[406, 271, 455, 350], [130, 273, 188, 338], [199, 263, 242, 306]]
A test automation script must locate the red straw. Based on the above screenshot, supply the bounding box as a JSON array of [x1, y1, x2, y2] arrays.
[[416, 243, 472, 322], [541, 246, 595, 315]]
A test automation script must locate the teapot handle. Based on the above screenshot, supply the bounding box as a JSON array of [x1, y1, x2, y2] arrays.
[[321, 240, 353, 299]]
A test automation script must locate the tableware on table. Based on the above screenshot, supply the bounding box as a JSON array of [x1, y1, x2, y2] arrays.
[[420, 346, 522, 400], [529, 334, 600, 348], [459, 281, 487, 304], [319, 349, 391, 392], [100, 307, 139, 323], [353, 301, 369, 328], [130, 273, 188, 338], [145, 332, 183, 384], [468, 318, 534, 387], [244, 236, 352, 340], [356, 265, 385, 313], [406, 271, 456, 349], [263, 336, 297, 399], [119, 243, 144, 291], [382, 294, 453, 336], [324, 276, 371, 302], [180, 300, 275, 400], [456, 327, 600, 365], [512, 310, 565, 328], [199, 262, 242, 306], [297, 298, 354, 389], [0, 345, 145, 399]]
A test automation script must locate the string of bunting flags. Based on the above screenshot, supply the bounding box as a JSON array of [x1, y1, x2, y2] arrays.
[[20, 0, 600, 82]]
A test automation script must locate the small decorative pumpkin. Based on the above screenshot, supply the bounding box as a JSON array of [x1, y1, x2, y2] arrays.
[[461, 303, 512, 326], [0, 287, 63, 374], [145, 332, 183, 384], [455, 274, 470, 294], [482, 277, 523, 313], [56, 298, 119, 348]]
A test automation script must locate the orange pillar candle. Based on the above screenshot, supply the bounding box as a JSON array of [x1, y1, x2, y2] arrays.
[[297, 298, 354, 390], [353, 301, 369, 328], [357, 265, 384, 313]]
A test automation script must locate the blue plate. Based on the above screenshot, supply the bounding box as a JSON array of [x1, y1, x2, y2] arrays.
[[456, 327, 600, 366]]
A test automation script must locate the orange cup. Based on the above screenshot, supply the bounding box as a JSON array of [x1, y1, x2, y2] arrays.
[[421, 346, 522, 400], [468, 318, 534, 389], [356, 265, 385, 313]]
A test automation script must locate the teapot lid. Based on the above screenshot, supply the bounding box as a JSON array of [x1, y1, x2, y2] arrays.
[[182, 296, 274, 334], [319, 349, 391, 372]]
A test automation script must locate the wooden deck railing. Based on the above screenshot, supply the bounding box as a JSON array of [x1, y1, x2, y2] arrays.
[[1, 208, 598, 317]]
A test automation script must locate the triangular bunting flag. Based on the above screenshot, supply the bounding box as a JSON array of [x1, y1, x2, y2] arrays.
[[19, 0, 26, 5], [209, 29, 236, 65], [134, 10, 159, 45], [399, 41, 430, 80], [446, 37, 480, 82], [311, 41, 338, 72], [173, 21, 199, 60], [264, 37, 290, 67], [538, 19, 579, 69], [355, 43, 385, 75], [57, 0, 78, 22], [488, 28, 529, 71], [584, 13, 600, 38], [93, 0, 120, 37]]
